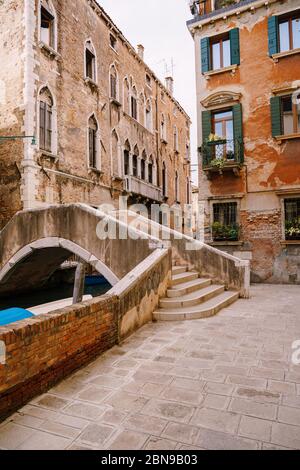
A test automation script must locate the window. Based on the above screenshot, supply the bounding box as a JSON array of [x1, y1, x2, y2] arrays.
[[131, 86, 138, 120], [148, 157, 153, 184], [39, 87, 53, 153], [88, 115, 98, 169], [212, 202, 239, 241], [285, 198, 300, 240], [132, 146, 139, 177], [201, 28, 240, 73], [211, 34, 231, 70], [85, 41, 96, 82], [162, 162, 167, 197], [141, 156, 146, 180], [173, 126, 179, 152], [110, 66, 118, 100], [146, 73, 151, 88], [146, 100, 152, 131], [282, 95, 300, 135], [175, 171, 179, 202], [279, 13, 300, 52], [161, 114, 167, 141], [40, 5, 55, 49], [212, 109, 234, 159], [110, 34, 117, 51], [124, 150, 130, 176], [161, 91, 165, 102], [111, 130, 120, 177], [186, 177, 190, 205], [124, 78, 130, 114]]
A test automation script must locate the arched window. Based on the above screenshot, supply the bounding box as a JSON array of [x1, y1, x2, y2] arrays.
[[145, 99, 152, 131], [148, 156, 153, 185], [88, 115, 99, 169], [85, 40, 96, 82], [139, 93, 145, 127], [175, 171, 179, 202], [174, 126, 179, 152], [141, 150, 146, 181], [40, 1, 57, 50], [131, 86, 138, 120], [39, 86, 56, 154], [161, 114, 167, 141], [123, 78, 130, 114], [110, 65, 118, 101], [111, 130, 121, 177], [132, 145, 139, 178], [124, 140, 131, 176], [162, 162, 167, 197]]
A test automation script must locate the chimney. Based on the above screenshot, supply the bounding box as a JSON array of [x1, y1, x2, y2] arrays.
[[165, 76, 174, 96], [137, 44, 144, 60]]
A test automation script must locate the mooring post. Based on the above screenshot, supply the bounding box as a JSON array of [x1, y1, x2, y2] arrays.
[[73, 262, 86, 304]]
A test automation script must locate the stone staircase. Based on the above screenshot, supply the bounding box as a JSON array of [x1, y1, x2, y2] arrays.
[[153, 264, 239, 321]]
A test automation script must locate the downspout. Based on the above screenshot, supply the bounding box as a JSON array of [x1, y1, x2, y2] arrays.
[[21, 0, 39, 210]]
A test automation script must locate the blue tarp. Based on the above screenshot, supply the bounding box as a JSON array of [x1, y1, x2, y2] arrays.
[[0, 308, 34, 326]]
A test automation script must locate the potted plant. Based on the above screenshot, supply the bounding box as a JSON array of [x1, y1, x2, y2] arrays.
[[285, 218, 300, 241], [207, 133, 227, 146], [212, 222, 240, 241], [215, 0, 238, 9]]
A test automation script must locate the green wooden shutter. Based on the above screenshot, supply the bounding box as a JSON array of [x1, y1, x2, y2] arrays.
[[201, 37, 210, 73], [202, 110, 212, 165], [270, 96, 282, 137], [233, 104, 244, 163], [268, 16, 279, 56], [230, 28, 240, 66]]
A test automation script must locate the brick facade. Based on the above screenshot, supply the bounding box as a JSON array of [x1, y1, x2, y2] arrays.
[[0, 0, 191, 230]]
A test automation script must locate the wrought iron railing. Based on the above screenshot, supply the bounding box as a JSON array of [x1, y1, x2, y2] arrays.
[[201, 138, 244, 169]]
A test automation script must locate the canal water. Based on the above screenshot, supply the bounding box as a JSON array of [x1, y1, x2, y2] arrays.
[[0, 281, 111, 311]]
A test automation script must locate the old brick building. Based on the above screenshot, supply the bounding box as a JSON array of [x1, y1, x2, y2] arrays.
[[0, 0, 191, 229], [188, 0, 300, 283]]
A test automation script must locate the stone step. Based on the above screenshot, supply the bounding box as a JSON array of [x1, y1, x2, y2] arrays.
[[170, 271, 199, 286], [153, 291, 239, 322], [171, 265, 188, 276], [159, 284, 225, 309], [167, 278, 212, 298]]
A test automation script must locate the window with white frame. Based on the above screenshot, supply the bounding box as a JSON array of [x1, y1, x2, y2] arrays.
[[123, 78, 130, 114], [111, 130, 121, 177], [40, 1, 56, 50], [131, 86, 138, 120], [110, 65, 118, 100], [145, 100, 152, 131], [85, 41, 96, 82], [148, 156, 154, 185], [88, 115, 99, 169], [39, 87, 55, 153]]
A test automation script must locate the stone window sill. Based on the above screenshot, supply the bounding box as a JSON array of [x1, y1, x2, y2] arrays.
[[112, 175, 123, 182], [272, 48, 300, 62], [84, 77, 99, 90], [110, 98, 122, 107], [204, 64, 238, 79], [88, 168, 103, 176], [275, 134, 300, 143], [39, 150, 58, 161], [39, 42, 61, 60]]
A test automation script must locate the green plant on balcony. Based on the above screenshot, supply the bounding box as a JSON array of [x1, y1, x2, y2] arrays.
[[285, 218, 300, 240], [207, 133, 226, 145], [212, 222, 240, 241], [210, 158, 226, 171], [215, 0, 237, 9]]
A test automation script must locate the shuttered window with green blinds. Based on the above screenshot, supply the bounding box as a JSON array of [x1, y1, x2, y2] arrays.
[[201, 37, 210, 73], [202, 110, 212, 164], [230, 28, 240, 66], [233, 104, 244, 162], [268, 16, 279, 56], [270, 96, 282, 137]]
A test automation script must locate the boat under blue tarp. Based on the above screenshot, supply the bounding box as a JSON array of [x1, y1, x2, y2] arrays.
[[0, 308, 34, 327]]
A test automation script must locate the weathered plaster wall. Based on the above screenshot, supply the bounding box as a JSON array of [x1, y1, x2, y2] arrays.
[[0, 0, 25, 228], [192, 0, 300, 283]]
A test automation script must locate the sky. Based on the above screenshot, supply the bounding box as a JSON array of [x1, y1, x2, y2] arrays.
[[98, 0, 198, 184]]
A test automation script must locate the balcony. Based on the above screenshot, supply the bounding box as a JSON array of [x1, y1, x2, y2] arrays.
[[124, 176, 162, 202], [201, 138, 244, 176], [188, 0, 254, 23]]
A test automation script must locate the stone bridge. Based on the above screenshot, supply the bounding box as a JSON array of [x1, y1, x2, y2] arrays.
[[0, 204, 159, 297]]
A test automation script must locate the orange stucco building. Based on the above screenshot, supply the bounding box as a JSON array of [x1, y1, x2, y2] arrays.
[[188, 0, 300, 283]]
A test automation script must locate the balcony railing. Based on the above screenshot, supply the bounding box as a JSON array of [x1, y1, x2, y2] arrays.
[[124, 176, 162, 202], [201, 138, 244, 170]]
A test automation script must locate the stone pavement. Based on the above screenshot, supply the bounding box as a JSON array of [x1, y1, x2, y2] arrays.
[[0, 284, 300, 450]]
